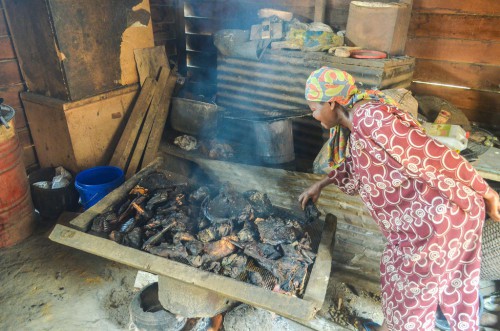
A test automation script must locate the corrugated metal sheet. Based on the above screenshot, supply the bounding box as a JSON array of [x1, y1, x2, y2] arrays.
[[217, 50, 415, 114], [216, 50, 415, 165]]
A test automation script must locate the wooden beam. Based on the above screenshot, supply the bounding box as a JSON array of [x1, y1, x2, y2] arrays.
[[126, 67, 170, 178], [109, 78, 156, 170], [142, 72, 177, 168], [134, 46, 170, 86]]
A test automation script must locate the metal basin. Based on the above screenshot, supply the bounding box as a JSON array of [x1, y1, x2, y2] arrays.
[[170, 97, 222, 137]]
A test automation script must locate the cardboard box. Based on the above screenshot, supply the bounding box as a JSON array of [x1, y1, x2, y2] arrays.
[[22, 85, 139, 173], [345, 1, 411, 56]]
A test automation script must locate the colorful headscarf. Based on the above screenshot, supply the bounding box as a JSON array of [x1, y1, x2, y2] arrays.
[[305, 67, 398, 168]]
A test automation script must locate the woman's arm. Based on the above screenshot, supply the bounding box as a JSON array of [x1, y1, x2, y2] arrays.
[[298, 156, 358, 209]]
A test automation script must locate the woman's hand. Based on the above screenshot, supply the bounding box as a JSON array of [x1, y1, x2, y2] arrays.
[[484, 188, 500, 221], [298, 182, 323, 210]]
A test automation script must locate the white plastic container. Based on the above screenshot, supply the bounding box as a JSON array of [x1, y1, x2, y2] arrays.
[[422, 123, 469, 152]]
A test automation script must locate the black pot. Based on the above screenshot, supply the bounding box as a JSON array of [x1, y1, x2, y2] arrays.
[[28, 167, 79, 221]]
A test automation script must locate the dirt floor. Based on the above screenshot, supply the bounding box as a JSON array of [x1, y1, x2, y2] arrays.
[[0, 221, 138, 331], [1, 218, 497, 331]]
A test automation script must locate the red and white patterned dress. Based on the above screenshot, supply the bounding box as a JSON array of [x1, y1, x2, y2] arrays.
[[328, 101, 491, 331]]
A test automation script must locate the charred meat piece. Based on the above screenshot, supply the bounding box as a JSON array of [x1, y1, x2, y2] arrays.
[[144, 217, 163, 230], [202, 260, 222, 273], [120, 217, 137, 233], [122, 227, 142, 249], [204, 185, 252, 223], [187, 255, 208, 268], [203, 236, 238, 261], [235, 241, 282, 260], [146, 242, 189, 260], [146, 189, 172, 211], [237, 220, 259, 242], [141, 220, 177, 251], [244, 248, 308, 294], [162, 211, 195, 233], [173, 232, 196, 243], [185, 240, 204, 256], [280, 243, 316, 265], [138, 172, 177, 192], [255, 217, 300, 245], [189, 186, 211, 205], [109, 230, 124, 244], [304, 200, 321, 224], [197, 221, 232, 242], [244, 190, 273, 218], [90, 211, 117, 235], [221, 254, 247, 279]]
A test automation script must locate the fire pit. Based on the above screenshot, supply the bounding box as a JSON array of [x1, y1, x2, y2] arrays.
[[49, 157, 337, 322]]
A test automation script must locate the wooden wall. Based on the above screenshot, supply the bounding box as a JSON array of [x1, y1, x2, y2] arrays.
[[406, 0, 500, 128], [0, 2, 37, 171], [151, 0, 178, 63]]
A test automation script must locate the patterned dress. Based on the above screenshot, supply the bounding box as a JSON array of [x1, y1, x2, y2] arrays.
[[328, 101, 490, 331]]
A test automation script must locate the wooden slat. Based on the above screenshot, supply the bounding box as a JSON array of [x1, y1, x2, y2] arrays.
[[126, 67, 171, 178], [142, 72, 177, 167], [413, 59, 500, 91], [412, 0, 500, 15], [410, 83, 500, 124], [406, 37, 500, 65], [408, 14, 500, 42], [109, 78, 157, 169], [0, 35, 15, 59], [134, 46, 170, 86], [0, 59, 22, 86], [0, 83, 24, 109]]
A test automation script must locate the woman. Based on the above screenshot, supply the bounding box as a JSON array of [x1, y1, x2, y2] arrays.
[[298, 67, 500, 331]]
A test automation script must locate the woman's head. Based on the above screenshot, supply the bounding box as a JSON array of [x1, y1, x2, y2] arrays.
[[305, 67, 358, 128], [305, 67, 359, 106]]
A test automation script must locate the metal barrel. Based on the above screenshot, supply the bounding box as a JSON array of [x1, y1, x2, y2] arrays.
[[0, 119, 35, 248]]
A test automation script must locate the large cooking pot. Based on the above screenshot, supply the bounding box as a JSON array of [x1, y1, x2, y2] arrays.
[[170, 97, 222, 137]]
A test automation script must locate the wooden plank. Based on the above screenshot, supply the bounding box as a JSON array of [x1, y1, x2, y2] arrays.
[[410, 83, 500, 124], [0, 35, 14, 59], [0, 83, 24, 109], [126, 67, 170, 178], [408, 13, 500, 42], [134, 46, 170, 86], [303, 214, 336, 306], [413, 59, 500, 91], [0, 59, 22, 86], [141, 72, 177, 167], [49, 223, 317, 322], [406, 37, 500, 65], [412, 0, 500, 15], [109, 78, 156, 170]]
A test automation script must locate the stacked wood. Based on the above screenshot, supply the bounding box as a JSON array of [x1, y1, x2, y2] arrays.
[[110, 46, 177, 178]]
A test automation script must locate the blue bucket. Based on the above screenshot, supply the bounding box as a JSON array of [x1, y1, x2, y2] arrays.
[[75, 166, 124, 210]]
